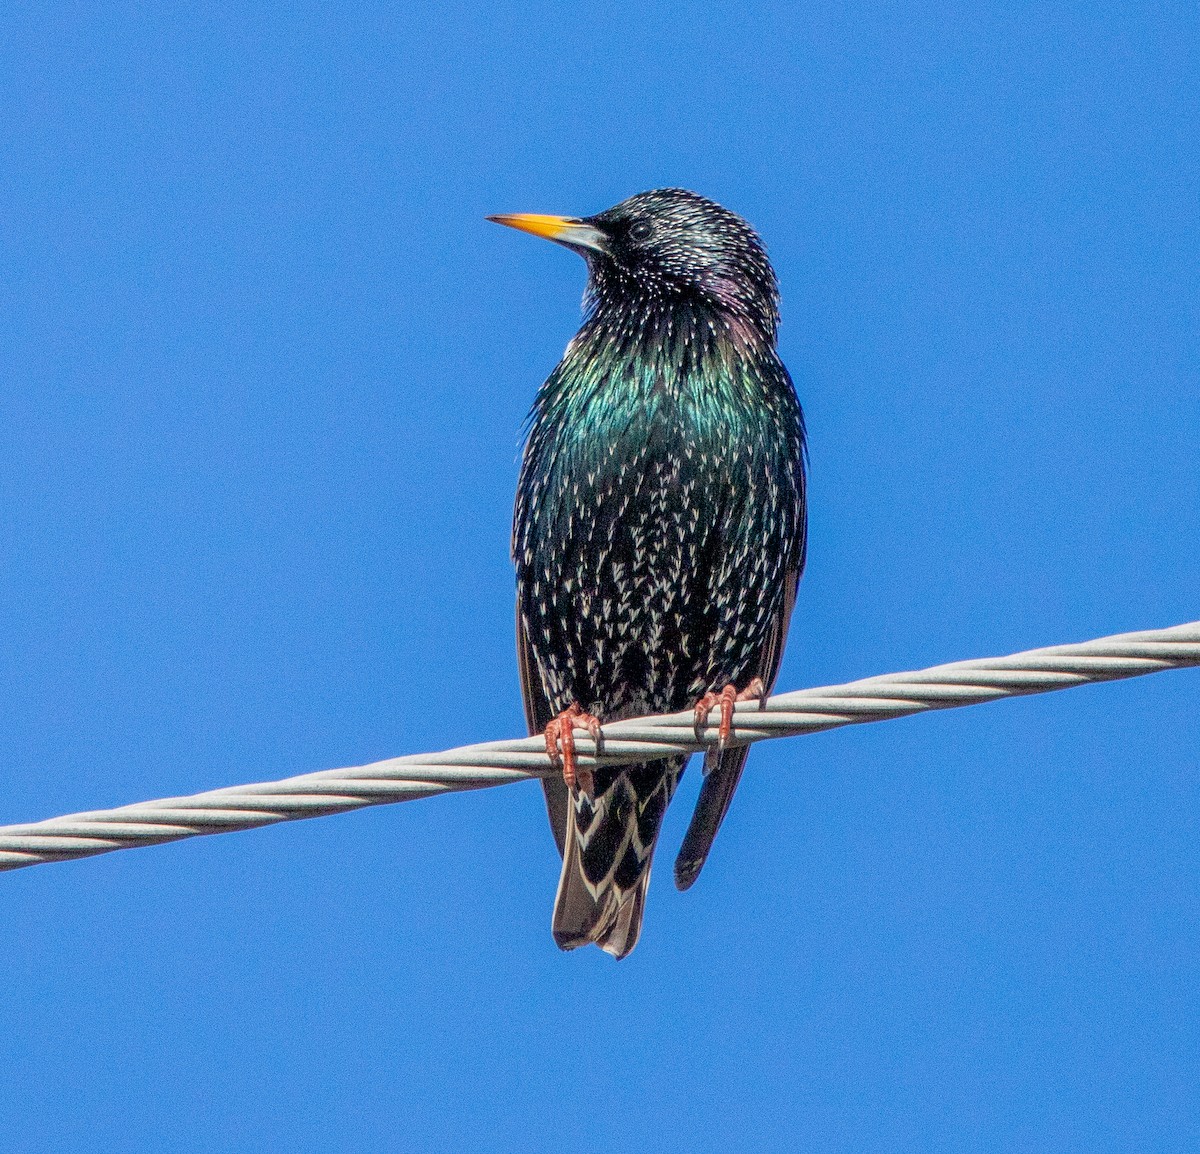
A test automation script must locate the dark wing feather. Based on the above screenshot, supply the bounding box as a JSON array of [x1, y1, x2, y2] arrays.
[[516, 604, 570, 856], [673, 564, 800, 890]]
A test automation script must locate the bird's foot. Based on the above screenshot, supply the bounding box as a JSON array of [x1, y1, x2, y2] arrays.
[[693, 677, 766, 750], [544, 703, 603, 797]]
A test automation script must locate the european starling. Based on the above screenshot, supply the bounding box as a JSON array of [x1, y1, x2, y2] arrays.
[[491, 189, 807, 958]]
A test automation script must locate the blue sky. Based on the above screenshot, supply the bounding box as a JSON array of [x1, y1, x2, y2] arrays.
[[2, 2, 1198, 1150]]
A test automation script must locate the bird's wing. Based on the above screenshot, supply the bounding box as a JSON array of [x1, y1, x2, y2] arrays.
[[516, 603, 570, 856], [673, 563, 800, 891]]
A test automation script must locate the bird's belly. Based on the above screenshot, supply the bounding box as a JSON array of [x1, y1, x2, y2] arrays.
[[522, 459, 786, 723]]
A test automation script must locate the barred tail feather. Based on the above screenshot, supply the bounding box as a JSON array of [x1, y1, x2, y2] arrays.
[[551, 757, 684, 959], [552, 840, 651, 959]]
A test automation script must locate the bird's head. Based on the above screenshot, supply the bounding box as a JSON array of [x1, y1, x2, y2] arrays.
[[489, 189, 779, 343]]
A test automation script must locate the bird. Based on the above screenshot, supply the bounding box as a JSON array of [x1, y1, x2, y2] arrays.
[[490, 189, 807, 959]]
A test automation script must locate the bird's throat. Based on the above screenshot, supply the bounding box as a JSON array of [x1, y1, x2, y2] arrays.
[[572, 291, 773, 393]]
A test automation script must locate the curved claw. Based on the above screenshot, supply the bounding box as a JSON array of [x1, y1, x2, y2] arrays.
[[544, 703, 602, 797], [693, 678, 766, 750]]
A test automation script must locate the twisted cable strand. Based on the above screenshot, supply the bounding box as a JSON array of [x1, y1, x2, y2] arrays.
[[2, 620, 1197, 872]]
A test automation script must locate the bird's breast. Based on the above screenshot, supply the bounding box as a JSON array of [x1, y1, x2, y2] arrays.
[[516, 345, 803, 720]]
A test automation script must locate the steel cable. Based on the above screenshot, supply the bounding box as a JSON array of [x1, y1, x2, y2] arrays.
[[2, 620, 1197, 872]]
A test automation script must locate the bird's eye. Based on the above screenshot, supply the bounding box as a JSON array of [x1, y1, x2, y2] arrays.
[[628, 221, 653, 242]]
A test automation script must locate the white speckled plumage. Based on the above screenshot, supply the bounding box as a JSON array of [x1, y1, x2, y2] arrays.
[[505, 189, 807, 957]]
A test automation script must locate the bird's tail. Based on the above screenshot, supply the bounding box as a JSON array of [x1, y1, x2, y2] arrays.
[[552, 757, 685, 959]]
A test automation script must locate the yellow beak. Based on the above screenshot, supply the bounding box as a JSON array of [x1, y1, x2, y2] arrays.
[[487, 213, 608, 254]]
